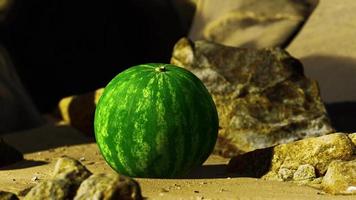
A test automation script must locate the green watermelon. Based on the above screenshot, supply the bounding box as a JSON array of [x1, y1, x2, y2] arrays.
[[94, 63, 218, 178]]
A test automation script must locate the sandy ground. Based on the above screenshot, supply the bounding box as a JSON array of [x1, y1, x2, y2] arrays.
[[0, 124, 354, 200]]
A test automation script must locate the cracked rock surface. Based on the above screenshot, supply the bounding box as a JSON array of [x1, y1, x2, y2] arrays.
[[171, 38, 334, 157]]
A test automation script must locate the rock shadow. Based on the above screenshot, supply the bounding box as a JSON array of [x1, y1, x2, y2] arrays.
[[0, 159, 47, 170]]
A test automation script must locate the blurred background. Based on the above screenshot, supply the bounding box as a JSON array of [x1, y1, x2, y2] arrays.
[[1, 0, 356, 133]]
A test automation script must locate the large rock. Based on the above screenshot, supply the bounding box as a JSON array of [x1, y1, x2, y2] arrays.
[[74, 173, 143, 200], [55, 89, 103, 136], [322, 159, 356, 195], [0, 46, 43, 134], [24, 156, 91, 200], [189, 0, 318, 48], [228, 133, 354, 180], [287, 0, 356, 103], [171, 38, 334, 157], [0, 138, 23, 167]]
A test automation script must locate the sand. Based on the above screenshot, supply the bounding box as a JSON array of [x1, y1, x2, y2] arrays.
[[0, 124, 354, 200]]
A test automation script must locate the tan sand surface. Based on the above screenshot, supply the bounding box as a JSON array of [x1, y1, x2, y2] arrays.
[[0, 124, 353, 199]]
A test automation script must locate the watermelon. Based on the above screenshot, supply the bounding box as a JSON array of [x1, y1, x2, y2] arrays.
[[94, 63, 218, 178]]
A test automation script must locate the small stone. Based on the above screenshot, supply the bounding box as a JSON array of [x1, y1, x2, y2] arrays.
[[194, 190, 199, 193], [31, 176, 39, 182], [74, 173, 142, 200], [24, 179, 71, 200], [53, 156, 92, 186], [263, 133, 353, 179], [228, 133, 354, 180], [278, 168, 295, 181], [0, 191, 19, 200], [79, 157, 85, 161], [293, 164, 316, 181], [24, 157, 92, 200], [160, 188, 169, 193], [321, 159, 356, 195]]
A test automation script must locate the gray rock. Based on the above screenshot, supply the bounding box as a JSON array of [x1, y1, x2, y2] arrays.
[[228, 133, 354, 180], [24, 156, 92, 200], [189, 0, 318, 48], [0, 191, 18, 200], [0, 138, 23, 167], [293, 164, 316, 181], [322, 159, 356, 195], [74, 173, 143, 200], [171, 38, 334, 157]]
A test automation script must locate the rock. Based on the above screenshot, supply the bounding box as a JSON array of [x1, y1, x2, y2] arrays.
[[349, 133, 356, 147], [321, 159, 356, 195], [278, 167, 295, 181], [23, 179, 71, 200], [171, 38, 334, 157], [292, 164, 316, 181], [53, 156, 92, 186], [74, 173, 143, 200], [0, 0, 13, 23], [0, 45, 43, 134], [228, 133, 354, 179], [189, 0, 318, 48], [263, 133, 354, 179], [55, 88, 103, 136], [24, 156, 92, 199], [0, 138, 23, 167], [0, 191, 18, 200], [287, 0, 356, 103]]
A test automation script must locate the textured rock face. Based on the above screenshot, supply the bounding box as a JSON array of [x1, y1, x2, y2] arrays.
[[74, 173, 143, 200], [23, 179, 71, 200], [52, 156, 92, 186], [189, 0, 317, 48], [24, 156, 91, 200], [264, 133, 354, 179], [349, 133, 356, 147], [0, 138, 23, 167], [228, 133, 356, 194], [24, 157, 144, 199], [0, 191, 18, 200], [171, 38, 334, 157], [322, 159, 356, 195]]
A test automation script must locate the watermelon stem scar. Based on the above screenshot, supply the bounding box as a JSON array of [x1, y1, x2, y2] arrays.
[[155, 66, 167, 73]]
